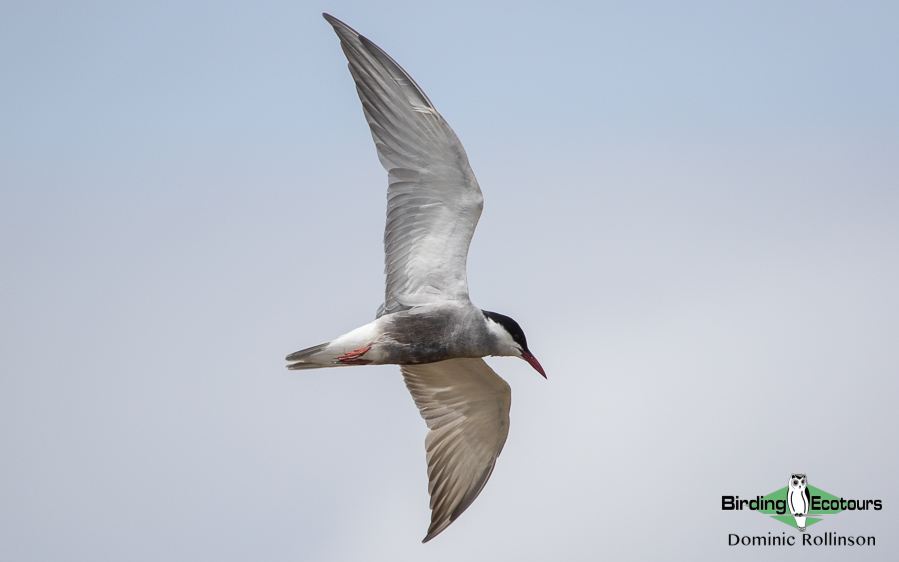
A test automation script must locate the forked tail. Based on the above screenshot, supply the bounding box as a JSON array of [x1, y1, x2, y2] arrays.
[[285, 342, 334, 370], [287, 320, 380, 369], [286, 341, 376, 369]]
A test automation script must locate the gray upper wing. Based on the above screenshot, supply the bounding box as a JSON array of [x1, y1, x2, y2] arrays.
[[324, 14, 484, 317]]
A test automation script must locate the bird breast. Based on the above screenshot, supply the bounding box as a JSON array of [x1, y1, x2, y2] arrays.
[[377, 303, 493, 365]]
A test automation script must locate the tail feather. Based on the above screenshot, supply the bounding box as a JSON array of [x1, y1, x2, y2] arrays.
[[285, 342, 339, 370], [286, 320, 380, 370], [286, 342, 330, 362], [287, 362, 332, 371]]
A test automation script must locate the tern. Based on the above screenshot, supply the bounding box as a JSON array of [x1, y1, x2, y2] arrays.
[[287, 14, 546, 542]]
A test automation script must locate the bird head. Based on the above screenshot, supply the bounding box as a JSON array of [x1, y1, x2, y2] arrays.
[[482, 310, 546, 378]]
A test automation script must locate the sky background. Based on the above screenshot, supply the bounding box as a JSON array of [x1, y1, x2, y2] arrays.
[[2, 1, 898, 560]]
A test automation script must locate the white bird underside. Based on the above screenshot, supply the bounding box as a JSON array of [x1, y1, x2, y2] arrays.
[[291, 14, 530, 542]]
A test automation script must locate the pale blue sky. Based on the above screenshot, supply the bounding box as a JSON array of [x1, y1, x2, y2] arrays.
[[2, 1, 897, 560]]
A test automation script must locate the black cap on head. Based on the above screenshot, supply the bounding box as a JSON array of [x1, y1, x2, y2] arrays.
[[482, 310, 529, 351]]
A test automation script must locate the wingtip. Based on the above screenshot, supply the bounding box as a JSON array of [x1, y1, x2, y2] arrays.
[[421, 518, 451, 543], [321, 13, 341, 30], [322, 13, 348, 31]]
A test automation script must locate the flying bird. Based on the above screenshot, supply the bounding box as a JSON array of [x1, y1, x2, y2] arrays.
[[287, 13, 546, 542]]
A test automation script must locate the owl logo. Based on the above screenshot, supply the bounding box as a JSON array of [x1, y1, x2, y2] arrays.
[[788, 473, 810, 531]]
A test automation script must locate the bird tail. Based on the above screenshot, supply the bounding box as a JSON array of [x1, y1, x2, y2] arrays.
[[285, 342, 339, 370], [286, 320, 380, 369]]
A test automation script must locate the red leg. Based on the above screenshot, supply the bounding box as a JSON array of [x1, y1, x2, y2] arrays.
[[337, 345, 372, 365]]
